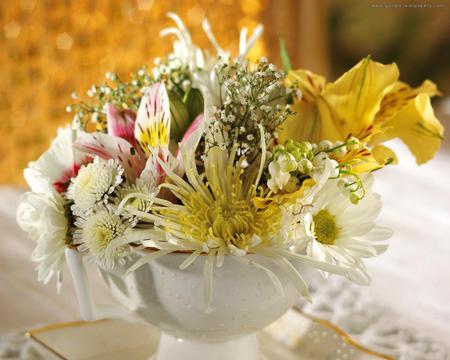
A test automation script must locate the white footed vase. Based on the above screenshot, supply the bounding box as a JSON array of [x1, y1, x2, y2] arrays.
[[65, 248, 303, 360]]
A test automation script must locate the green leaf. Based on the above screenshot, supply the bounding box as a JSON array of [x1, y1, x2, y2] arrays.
[[279, 38, 292, 73]]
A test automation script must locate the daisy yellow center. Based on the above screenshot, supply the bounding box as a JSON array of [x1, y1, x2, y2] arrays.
[[313, 210, 339, 245]]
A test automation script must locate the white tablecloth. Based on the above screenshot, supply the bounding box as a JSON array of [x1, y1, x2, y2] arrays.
[[1, 140, 449, 356]]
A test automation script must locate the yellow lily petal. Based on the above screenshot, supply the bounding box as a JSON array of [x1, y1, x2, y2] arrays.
[[374, 79, 440, 132], [278, 58, 399, 145], [278, 70, 328, 144], [253, 179, 315, 209], [323, 57, 399, 139], [278, 101, 338, 145], [371, 145, 398, 166], [285, 69, 326, 103], [371, 93, 444, 164], [335, 147, 380, 174]]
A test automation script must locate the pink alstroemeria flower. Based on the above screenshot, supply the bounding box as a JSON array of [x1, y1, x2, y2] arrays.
[[24, 128, 91, 195], [75, 82, 205, 191]]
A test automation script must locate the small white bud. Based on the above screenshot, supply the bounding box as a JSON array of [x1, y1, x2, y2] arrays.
[[319, 140, 333, 151], [347, 136, 361, 150]]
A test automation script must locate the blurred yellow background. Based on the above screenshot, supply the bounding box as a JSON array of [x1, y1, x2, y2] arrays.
[[0, 0, 449, 185]]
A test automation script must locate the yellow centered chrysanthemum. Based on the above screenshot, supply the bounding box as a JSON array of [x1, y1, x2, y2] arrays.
[[156, 146, 282, 252], [170, 190, 281, 251], [313, 210, 340, 245]]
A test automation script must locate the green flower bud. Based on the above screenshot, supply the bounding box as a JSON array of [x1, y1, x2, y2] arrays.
[[184, 88, 204, 122], [285, 139, 295, 147], [347, 136, 361, 150], [298, 158, 313, 174], [299, 141, 313, 153], [332, 141, 347, 158], [279, 155, 297, 173], [349, 193, 360, 205], [169, 92, 190, 142], [291, 149, 303, 161], [319, 140, 333, 151]]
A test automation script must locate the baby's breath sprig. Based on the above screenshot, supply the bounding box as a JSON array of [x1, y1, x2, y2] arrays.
[[68, 67, 154, 131], [206, 58, 292, 160], [153, 55, 194, 100]]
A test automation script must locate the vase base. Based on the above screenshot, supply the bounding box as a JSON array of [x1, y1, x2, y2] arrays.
[[154, 332, 260, 360]]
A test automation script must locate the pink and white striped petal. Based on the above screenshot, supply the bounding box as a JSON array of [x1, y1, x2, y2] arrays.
[[134, 82, 171, 154], [106, 104, 137, 147], [74, 132, 145, 182], [178, 114, 204, 156]]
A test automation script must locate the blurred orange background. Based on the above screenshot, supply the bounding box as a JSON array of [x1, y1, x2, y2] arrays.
[[0, 0, 449, 185]]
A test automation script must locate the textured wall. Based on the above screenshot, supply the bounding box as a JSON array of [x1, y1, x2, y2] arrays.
[[0, 0, 269, 185], [1, 0, 448, 185]]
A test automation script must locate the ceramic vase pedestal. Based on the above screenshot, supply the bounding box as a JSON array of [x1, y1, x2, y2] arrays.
[[66, 248, 303, 360], [155, 333, 259, 360]]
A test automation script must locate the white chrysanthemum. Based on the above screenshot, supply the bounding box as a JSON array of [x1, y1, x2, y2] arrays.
[[113, 180, 156, 225], [67, 157, 124, 213], [301, 175, 392, 285], [16, 191, 68, 289], [74, 208, 130, 269]]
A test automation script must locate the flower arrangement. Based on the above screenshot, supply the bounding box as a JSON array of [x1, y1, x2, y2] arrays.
[[17, 13, 444, 306]]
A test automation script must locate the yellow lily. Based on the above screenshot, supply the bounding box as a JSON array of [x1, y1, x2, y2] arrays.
[[279, 57, 444, 165], [253, 178, 315, 209]]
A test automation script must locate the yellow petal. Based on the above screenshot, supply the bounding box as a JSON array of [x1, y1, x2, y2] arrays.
[[278, 58, 400, 145], [278, 70, 329, 144], [336, 147, 380, 174], [285, 69, 326, 103], [371, 145, 398, 166], [253, 179, 315, 209], [323, 57, 399, 139], [277, 101, 340, 145], [374, 79, 440, 130], [371, 93, 444, 164]]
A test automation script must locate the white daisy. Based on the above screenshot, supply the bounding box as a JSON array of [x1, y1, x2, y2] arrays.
[[74, 208, 130, 269], [67, 157, 124, 214], [16, 191, 68, 290], [301, 175, 392, 285]]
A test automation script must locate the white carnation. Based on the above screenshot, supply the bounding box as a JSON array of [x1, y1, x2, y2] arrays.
[[16, 192, 68, 288]]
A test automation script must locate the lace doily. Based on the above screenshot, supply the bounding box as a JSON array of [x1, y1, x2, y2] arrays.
[[298, 275, 449, 360]]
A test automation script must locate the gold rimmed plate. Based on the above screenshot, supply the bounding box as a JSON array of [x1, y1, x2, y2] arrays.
[[27, 309, 393, 360]]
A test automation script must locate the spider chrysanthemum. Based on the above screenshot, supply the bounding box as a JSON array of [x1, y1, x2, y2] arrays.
[[163, 151, 282, 255]]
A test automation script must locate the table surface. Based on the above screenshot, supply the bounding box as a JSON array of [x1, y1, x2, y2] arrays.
[[1, 140, 449, 349]]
